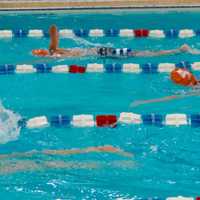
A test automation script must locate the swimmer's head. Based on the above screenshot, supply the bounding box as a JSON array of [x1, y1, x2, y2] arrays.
[[171, 68, 198, 86], [32, 49, 49, 57]]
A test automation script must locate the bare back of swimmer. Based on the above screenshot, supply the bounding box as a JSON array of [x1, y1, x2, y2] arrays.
[[32, 25, 193, 58]]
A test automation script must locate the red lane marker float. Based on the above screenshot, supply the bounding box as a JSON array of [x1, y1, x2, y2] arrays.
[[69, 65, 86, 73], [134, 29, 149, 37], [96, 115, 117, 127]]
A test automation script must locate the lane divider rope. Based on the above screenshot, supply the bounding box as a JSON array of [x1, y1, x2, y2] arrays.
[[18, 112, 200, 129], [0, 61, 198, 74], [0, 29, 199, 38]]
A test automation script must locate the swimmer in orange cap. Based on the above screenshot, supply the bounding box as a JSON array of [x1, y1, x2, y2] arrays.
[[130, 68, 200, 107], [32, 25, 192, 58], [170, 68, 200, 87]]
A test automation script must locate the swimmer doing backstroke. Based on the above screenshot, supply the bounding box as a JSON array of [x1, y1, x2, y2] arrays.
[[32, 25, 194, 58]]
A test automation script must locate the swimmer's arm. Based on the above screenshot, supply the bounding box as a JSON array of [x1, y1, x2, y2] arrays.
[[187, 48, 200, 55], [130, 90, 200, 107], [49, 25, 59, 52], [130, 95, 179, 107], [132, 48, 181, 57], [179, 44, 200, 55]]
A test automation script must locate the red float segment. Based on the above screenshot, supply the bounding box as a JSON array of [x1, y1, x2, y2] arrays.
[[196, 197, 200, 200], [69, 65, 86, 73], [134, 29, 149, 37], [96, 115, 117, 127]]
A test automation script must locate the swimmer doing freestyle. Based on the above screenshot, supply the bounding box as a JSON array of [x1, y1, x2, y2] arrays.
[[32, 25, 194, 58], [130, 68, 200, 107]]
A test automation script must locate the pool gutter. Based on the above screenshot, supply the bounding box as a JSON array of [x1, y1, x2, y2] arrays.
[[1, 0, 200, 11]]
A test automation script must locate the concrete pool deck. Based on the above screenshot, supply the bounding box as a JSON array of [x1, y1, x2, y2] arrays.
[[1, 0, 200, 11]]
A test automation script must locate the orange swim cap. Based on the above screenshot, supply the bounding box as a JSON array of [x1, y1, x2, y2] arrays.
[[171, 68, 198, 86], [32, 49, 49, 57]]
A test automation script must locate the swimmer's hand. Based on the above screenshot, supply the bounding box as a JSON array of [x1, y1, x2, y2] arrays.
[[187, 46, 200, 55], [130, 100, 146, 107], [179, 44, 200, 55], [179, 44, 191, 53]]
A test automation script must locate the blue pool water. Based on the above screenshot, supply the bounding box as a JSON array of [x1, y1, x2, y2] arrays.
[[0, 10, 200, 199]]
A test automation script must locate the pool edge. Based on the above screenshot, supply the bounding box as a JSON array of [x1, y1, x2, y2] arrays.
[[1, 1, 200, 12]]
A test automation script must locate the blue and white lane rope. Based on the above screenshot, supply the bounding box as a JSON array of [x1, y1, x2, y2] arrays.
[[0, 28, 200, 38], [18, 112, 200, 129], [0, 61, 198, 74]]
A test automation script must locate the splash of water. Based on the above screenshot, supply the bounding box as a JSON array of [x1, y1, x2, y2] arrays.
[[0, 103, 21, 144], [67, 35, 113, 48]]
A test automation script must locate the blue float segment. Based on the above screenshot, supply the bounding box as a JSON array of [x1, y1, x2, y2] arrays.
[[142, 114, 163, 126], [142, 63, 158, 73], [0, 64, 15, 74], [127, 48, 132, 55], [50, 115, 71, 126], [14, 29, 28, 37], [105, 63, 122, 73], [165, 29, 179, 38], [43, 30, 50, 37], [18, 118, 27, 128], [195, 29, 200, 36], [74, 29, 89, 37], [190, 114, 200, 127], [105, 29, 119, 37], [35, 64, 51, 73], [176, 61, 191, 70]]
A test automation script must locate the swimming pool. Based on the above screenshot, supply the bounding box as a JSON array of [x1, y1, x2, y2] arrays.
[[0, 10, 200, 199]]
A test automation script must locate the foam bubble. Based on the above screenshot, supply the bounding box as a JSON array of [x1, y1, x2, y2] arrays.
[[67, 34, 113, 48], [0, 103, 21, 144]]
